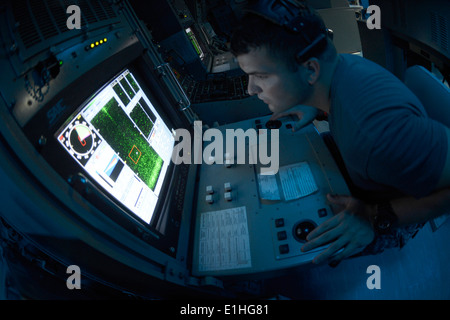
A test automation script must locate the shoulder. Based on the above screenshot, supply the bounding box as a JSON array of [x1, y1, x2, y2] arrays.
[[335, 55, 422, 107], [330, 55, 427, 143]]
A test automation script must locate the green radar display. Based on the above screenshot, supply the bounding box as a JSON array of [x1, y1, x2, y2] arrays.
[[91, 97, 163, 191]]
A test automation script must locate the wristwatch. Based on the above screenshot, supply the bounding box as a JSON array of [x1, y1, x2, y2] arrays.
[[372, 201, 398, 234]]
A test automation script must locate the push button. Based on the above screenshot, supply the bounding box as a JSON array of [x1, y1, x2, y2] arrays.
[[275, 218, 284, 228], [318, 208, 327, 218], [224, 191, 232, 201], [205, 194, 213, 204], [265, 120, 282, 129], [206, 185, 214, 194], [277, 231, 287, 241], [279, 244, 289, 254]]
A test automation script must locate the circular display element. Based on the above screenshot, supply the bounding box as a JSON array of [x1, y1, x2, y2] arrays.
[[62, 118, 100, 165], [69, 123, 94, 155], [293, 220, 317, 242]]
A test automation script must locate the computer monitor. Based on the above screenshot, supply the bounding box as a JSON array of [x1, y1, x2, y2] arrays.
[[56, 69, 175, 227]]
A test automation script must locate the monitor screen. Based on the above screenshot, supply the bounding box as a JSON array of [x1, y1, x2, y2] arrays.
[[56, 69, 175, 225]]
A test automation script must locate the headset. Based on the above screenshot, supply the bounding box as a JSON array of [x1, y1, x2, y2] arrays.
[[244, 0, 332, 63]]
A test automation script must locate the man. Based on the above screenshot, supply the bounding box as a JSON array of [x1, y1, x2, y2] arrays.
[[230, 0, 450, 266]]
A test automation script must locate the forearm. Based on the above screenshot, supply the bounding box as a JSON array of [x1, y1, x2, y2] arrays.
[[390, 187, 450, 226]]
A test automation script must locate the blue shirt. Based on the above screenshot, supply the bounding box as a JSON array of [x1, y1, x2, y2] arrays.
[[329, 54, 447, 199]]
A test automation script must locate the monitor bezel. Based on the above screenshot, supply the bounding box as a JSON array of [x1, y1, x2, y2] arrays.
[[55, 67, 173, 225], [25, 51, 191, 257]]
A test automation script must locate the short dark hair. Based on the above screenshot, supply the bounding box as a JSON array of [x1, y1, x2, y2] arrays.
[[230, 3, 334, 71]]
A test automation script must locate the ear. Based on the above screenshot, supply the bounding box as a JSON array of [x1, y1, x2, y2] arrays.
[[302, 58, 320, 85]]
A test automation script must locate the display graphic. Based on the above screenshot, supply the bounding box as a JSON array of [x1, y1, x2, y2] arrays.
[[130, 101, 155, 138], [185, 27, 204, 59], [56, 69, 175, 224], [104, 154, 124, 183], [90, 97, 163, 191], [60, 116, 101, 166]]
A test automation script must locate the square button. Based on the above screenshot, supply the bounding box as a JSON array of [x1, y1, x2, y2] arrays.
[[279, 244, 289, 254], [275, 218, 284, 228], [277, 231, 287, 241], [318, 208, 328, 218]]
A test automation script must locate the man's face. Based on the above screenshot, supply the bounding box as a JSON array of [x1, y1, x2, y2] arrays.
[[237, 46, 311, 114]]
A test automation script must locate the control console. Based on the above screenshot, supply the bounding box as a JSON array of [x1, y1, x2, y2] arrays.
[[191, 115, 349, 277]]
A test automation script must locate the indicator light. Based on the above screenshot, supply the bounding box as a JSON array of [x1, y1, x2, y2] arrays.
[[85, 37, 108, 51]]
